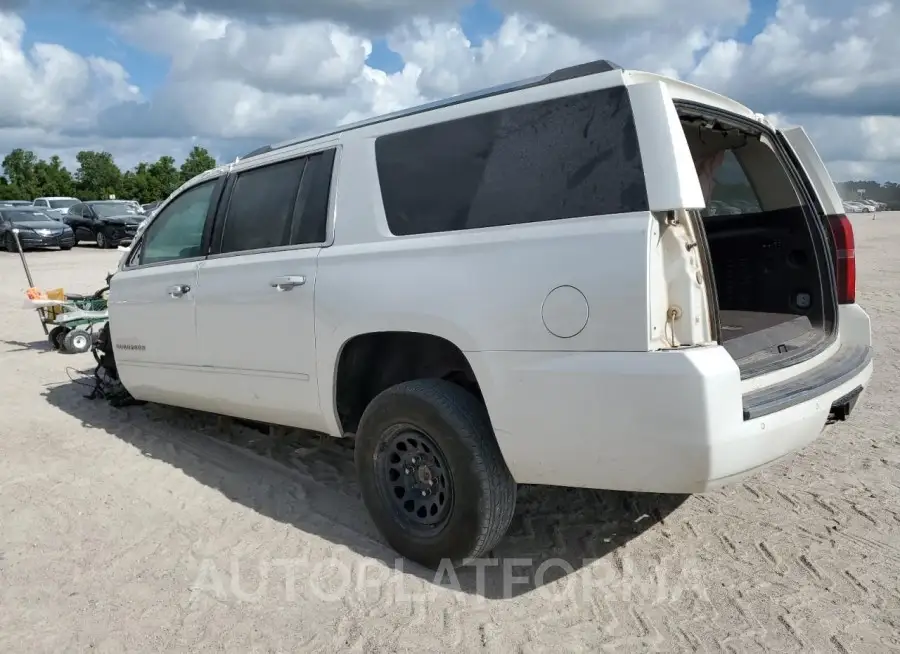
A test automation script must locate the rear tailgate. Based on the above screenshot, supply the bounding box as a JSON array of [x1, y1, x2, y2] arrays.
[[778, 125, 857, 306], [742, 124, 874, 420], [623, 76, 873, 422], [777, 126, 845, 215]]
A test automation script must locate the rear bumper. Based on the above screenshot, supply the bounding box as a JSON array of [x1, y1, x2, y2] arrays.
[[467, 305, 873, 494]]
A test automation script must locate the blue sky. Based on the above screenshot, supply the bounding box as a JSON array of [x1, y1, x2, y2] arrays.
[[19, 0, 514, 86], [735, 0, 777, 41], [21, 6, 170, 93], [20, 0, 780, 95], [3, 0, 899, 181]]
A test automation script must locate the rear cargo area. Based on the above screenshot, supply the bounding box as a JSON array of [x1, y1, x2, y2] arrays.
[[680, 111, 837, 377]]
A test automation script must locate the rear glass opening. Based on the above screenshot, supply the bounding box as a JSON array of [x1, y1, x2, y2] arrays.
[[680, 111, 837, 376]]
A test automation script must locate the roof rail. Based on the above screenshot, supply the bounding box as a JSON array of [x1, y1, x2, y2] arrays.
[[238, 59, 623, 160]]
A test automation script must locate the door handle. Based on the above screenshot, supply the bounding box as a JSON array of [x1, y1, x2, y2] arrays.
[[270, 275, 306, 291], [168, 284, 191, 298]]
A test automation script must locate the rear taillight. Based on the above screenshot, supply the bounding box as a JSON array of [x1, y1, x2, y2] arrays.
[[827, 214, 855, 304]]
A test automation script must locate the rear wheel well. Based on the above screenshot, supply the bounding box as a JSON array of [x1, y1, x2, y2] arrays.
[[334, 332, 483, 435]]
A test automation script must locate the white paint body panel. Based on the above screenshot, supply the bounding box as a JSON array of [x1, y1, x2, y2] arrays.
[[193, 249, 325, 430], [467, 344, 872, 492], [109, 261, 204, 402], [108, 65, 873, 494], [778, 125, 846, 215]]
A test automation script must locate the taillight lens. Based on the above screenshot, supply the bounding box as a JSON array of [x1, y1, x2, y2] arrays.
[[827, 214, 855, 304]]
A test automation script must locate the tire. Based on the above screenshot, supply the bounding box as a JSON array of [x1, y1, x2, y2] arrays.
[[95, 231, 109, 249], [62, 329, 92, 354], [60, 246, 72, 251], [354, 378, 517, 569], [48, 326, 67, 350], [4, 234, 16, 252]]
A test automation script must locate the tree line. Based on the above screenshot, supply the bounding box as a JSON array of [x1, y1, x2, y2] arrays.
[[3, 144, 900, 209], [0, 146, 219, 204]]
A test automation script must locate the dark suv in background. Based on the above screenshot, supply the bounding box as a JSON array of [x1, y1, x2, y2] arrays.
[[63, 200, 148, 248]]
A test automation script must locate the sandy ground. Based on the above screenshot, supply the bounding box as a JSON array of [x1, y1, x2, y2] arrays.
[[1, 215, 899, 653]]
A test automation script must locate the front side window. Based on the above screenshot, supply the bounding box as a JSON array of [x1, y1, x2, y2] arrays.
[[218, 157, 307, 254], [375, 86, 648, 236], [138, 181, 217, 266]]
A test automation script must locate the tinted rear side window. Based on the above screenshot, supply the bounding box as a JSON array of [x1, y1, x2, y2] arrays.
[[290, 148, 336, 245], [220, 157, 306, 254], [375, 86, 647, 236]]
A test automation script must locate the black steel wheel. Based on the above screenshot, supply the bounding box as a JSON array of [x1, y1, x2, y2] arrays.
[[355, 378, 517, 569], [377, 426, 454, 532]]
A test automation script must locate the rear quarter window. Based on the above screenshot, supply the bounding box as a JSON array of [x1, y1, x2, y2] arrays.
[[375, 85, 648, 236]]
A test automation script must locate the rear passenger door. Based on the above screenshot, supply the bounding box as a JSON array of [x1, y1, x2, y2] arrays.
[[194, 147, 337, 430]]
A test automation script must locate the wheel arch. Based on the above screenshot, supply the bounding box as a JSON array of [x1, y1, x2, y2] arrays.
[[324, 328, 488, 438]]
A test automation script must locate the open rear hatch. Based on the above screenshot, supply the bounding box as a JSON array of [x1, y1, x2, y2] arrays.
[[675, 102, 845, 379], [628, 77, 867, 415]]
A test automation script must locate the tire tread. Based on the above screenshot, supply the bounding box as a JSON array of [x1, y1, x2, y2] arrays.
[[356, 378, 517, 565]]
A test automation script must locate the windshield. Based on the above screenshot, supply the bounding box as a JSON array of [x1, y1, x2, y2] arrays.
[[4, 210, 56, 223], [49, 199, 78, 209], [92, 202, 139, 218]]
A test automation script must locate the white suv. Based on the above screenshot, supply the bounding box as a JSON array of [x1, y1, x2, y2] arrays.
[[33, 196, 80, 220], [107, 60, 873, 568]]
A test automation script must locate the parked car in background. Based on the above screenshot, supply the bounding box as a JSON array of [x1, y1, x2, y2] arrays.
[[843, 199, 886, 213], [63, 200, 147, 248], [0, 206, 75, 251], [861, 199, 885, 211], [0, 200, 34, 207], [141, 200, 162, 216], [32, 196, 80, 220]]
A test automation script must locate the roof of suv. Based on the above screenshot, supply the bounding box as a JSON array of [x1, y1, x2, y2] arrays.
[[237, 59, 759, 164], [239, 60, 626, 160]]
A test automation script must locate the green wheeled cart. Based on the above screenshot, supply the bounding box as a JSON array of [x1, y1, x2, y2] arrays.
[[25, 290, 109, 355]]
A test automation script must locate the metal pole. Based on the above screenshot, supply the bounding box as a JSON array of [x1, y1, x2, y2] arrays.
[[12, 229, 48, 335], [11, 229, 34, 287]]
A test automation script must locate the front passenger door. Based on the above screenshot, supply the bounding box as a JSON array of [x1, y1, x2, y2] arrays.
[[108, 178, 223, 409]]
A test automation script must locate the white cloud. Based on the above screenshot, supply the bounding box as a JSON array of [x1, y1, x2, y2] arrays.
[[118, 11, 373, 95], [63, 0, 467, 34], [0, 0, 899, 181], [689, 0, 900, 115], [494, 0, 750, 39], [0, 12, 138, 132], [387, 15, 598, 99]]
